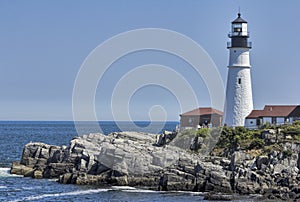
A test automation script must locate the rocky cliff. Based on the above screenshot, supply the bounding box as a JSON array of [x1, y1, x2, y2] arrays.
[[10, 128, 300, 200]]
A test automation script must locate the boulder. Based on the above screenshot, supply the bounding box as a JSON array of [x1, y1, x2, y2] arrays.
[[190, 136, 203, 151], [43, 163, 75, 178], [256, 155, 269, 169], [33, 170, 43, 179], [230, 151, 255, 170], [261, 129, 277, 144], [155, 133, 166, 146], [10, 161, 34, 177], [203, 193, 233, 201]]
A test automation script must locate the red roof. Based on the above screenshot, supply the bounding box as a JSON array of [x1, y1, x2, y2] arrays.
[[247, 105, 300, 118], [247, 110, 263, 118], [180, 107, 223, 116]]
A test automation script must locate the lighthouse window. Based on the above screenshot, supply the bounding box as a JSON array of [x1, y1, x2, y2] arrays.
[[234, 28, 242, 32], [238, 78, 241, 84]]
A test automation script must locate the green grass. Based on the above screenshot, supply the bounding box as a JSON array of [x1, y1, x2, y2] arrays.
[[179, 121, 300, 157]]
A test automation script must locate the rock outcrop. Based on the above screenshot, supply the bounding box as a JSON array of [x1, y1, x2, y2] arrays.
[[229, 145, 300, 200], [10, 129, 300, 200], [11, 132, 232, 193]]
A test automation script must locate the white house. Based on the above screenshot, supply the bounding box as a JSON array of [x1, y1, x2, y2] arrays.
[[245, 105, 300, 129]]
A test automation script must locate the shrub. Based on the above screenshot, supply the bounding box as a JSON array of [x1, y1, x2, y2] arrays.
[[282, 123, 300, 135], [260, 122, 278, 130], [263, 144, 280, 154], [293, 120, 300, 126], [196, 128, 210, 138], [248, 138, 265, 150], [283, 149, 293, 157], [294, 135, 300, 142]]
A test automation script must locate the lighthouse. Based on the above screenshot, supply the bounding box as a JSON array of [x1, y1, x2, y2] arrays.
[[223, 13, 253, 126]]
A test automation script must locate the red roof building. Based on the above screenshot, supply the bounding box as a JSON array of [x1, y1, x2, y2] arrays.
[[180, 107, 223, 128], [245, 105, 300, 128]]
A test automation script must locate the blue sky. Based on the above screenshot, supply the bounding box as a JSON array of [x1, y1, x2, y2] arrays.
[[0, 1, 300, 121]]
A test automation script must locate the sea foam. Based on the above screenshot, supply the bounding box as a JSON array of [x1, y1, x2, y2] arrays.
[[9, 188, 111, 202], [111, 186, 137, 190], [0, 167, 11, 177], [0, 167, 22, 178]]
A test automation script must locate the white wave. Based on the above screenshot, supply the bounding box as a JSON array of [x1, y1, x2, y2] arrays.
[[173, 190, 204, 195], [47, 178, 58, 182], [0, 168, 22, 178], [0, 185, 7, 189], [0, 168, 11, 177], [122, 189, 203, 194], [0, 167, 10, 172], [123, 189, 162, 193], [9, 188, 111, 202], [22, 186, 38, 190], [111, 186, 137, 190]]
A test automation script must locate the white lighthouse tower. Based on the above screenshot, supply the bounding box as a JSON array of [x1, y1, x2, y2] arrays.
[[223, 13, 253, 126]]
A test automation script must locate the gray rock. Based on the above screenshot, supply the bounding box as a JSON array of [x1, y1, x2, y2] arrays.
[[190, 136, 203, 151], [256, 155, 269, 169], [10, 161, 34, 177], [155, 130, 177, 146], [261, 129, 277, 143], [230, 151, 255, 170], [274, 163, 290, 175], [220, 158, 231, 167], [43, 163, 75, 178], [33, 170, 43, 179], [235, 179, 260, 194], [11, 131, 300, 200], [155, 133, 166, 146], [209, 171, 232, 193], [203, 193, 233, 201], [286, 135, 293, 140]]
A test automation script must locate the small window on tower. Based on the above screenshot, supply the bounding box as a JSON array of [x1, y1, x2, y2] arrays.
[[234, 28, 241, 32], [238, 78, 241, 84]]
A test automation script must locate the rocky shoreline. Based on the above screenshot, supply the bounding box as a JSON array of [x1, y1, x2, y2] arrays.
[[10, 129, 300, 200]]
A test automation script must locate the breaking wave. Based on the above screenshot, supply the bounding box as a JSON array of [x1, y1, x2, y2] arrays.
[[9, 188, 111, 202], [0, 167, 22, 178], [0, 167, 11, 177]]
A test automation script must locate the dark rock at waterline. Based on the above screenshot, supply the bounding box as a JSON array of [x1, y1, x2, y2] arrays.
[[203, 193, 233, 201]]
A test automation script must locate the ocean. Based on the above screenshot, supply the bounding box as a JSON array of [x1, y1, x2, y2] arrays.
[[0, 121, 210, 202]]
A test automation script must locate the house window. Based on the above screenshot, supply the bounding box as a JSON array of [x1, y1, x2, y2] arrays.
[[238, 78, 241, 84], [257, 119, 261, 125], [250, 121, 253, 124], [285, 117, 289, 123]]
